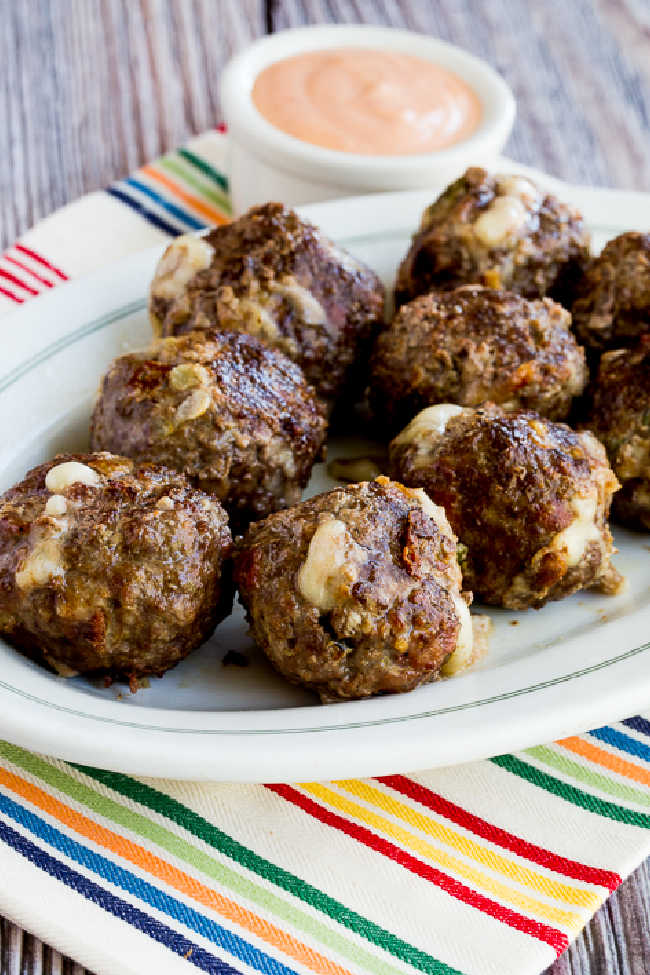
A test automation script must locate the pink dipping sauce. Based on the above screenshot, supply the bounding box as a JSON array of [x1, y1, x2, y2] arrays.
[[252, 48, 482, 156]]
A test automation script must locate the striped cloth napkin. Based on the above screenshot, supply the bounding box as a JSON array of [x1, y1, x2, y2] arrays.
[[1, 129, 650, 975]]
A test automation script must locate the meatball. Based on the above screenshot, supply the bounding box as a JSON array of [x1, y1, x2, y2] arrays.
[[582, 340, 650, 530], [389, 404, 621, 609], [395, 167, 589, 307], [0, 453, 232, 683], [148, 203, 385, 404], [235, 477, 489, 701], [90, 330, 327, 532], [369, 286, 587, 431], [571, 232, 650, 351]]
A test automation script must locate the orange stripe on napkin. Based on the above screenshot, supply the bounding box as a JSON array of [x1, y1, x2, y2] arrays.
[[140, 166, 230, 226], [0, 766, 353, 975], [557, 736, 650, 788]]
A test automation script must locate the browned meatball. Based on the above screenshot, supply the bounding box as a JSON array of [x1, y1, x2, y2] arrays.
[[90, 330, 328, 532], [389, 404, 621, 609], [582, 339, 650, 530], [0, 453, 232, 683], [571, 233, 650, 351], [395, 167, 589, 307], [370, 287, 587, 432], [235, 477, 489, 701], [148, 203, 385, 404]]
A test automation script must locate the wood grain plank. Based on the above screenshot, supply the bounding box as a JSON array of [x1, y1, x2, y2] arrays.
[[0, 0, 265, 249], [543, 859, 650, 975], [1, 920, 23, 975], [46, 946, 63, 975]]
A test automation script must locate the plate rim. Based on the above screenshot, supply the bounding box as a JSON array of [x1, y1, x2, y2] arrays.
[[0, 637, 648, 736]]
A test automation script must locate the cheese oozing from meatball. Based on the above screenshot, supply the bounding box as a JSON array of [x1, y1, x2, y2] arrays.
[[298, 516, 367, 611], [443, 611, 491, 676], [17, 462, 107, 590], [395, 404, 467, 442], [549, 492, 602, 567], [474, 196, 528, 247], [297, 484, 483, 674], [472, 175, 541, 247], [44, 494, 67, 517], [496, 175, 541, 208], [150, 234, 214, 304], [16, 529, 66, 589], [393, 404, 468, 465], [506, 482, 612, 606], [45, 461, 100, 492], [443, 594, 474, 675], [16, 504, 69, 590]]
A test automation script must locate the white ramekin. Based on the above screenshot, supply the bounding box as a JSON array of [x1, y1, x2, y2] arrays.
[[220, 25, 516, 215]]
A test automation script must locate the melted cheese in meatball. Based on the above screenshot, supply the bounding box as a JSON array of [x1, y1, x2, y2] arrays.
[[443, 595, 474, 675], [549, 492, 601, 567], [45, 461, 100, 492], [473, 175, 541, 247], [393, 404, 468, 466], [150, 235, 214, 304], [298, 516, 367, 611], [16, 517, 68, 590]]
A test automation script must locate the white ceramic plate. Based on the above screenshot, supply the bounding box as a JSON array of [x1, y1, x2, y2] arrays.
[[1, 168, 650, 783]]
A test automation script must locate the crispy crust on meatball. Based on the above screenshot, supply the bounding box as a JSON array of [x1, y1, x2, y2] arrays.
[[148, 203, 385, 403], [571, 233, 650, 351], [389, 405, 620, 609], [90, 330, 328, 531], [234, 477, 480, 701], [395, 168, 590, 307], [0, 453, 232, 682], [582, 340, 650, 530], [369, 287, 587, 431]]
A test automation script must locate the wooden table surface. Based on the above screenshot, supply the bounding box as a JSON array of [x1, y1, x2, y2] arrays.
[[0, 1, 649, 972]]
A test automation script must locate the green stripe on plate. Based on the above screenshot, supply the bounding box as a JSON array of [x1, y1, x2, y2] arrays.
[[2, 639, 650, 736], [72, 761, 464, 975], [158, 155, 231, 212], [178, 147, 229, 193], [527, 745, 650, 809], [0, 299, 147, 397], [491, 754, 650, 829]]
